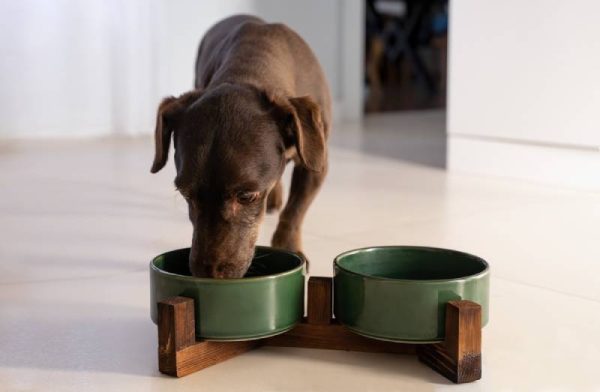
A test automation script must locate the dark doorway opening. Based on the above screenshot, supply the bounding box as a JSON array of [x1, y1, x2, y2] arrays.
[[364, 0, 448, 113]]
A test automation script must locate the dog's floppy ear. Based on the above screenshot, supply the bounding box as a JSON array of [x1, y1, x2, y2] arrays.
[[268, 94, 326, 172], [151, 90, 202, 173]]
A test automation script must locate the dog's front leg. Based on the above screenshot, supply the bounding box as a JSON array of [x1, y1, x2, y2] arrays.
[[271, 163, 327, 253]]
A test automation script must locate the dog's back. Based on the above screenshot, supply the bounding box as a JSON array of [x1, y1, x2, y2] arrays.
[[194, 15, 331, 135], [194, 15, 263, 89]]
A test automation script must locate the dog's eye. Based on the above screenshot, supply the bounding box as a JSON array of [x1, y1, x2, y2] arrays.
[[236, 191, 259, 204]]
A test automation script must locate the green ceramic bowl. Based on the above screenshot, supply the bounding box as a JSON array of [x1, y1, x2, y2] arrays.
[[334, 246, 489, 343], [150, 247, 305, 341]]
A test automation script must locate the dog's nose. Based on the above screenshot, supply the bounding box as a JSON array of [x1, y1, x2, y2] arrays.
[[212, 262, 242, 279]]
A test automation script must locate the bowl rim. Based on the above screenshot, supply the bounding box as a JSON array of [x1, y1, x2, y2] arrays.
[[333, 245, 490, 283], [150, 246, 305, 283]]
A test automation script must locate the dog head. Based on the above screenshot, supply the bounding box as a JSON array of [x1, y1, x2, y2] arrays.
[[151, 83, 325, 278]]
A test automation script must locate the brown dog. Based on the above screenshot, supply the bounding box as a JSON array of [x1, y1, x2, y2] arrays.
[[151, 15, 331, 278]]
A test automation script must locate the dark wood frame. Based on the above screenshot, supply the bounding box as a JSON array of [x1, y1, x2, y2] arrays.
[[157, 276, 482, 383]]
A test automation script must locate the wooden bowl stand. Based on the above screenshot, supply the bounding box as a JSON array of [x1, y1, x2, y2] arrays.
[[157, 277, 482, 383]]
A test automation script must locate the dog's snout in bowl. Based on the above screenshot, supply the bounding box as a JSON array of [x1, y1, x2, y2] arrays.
[[189, 254, 253, 279], [150, 247, 305, 341], [188, 229, 256, 278]]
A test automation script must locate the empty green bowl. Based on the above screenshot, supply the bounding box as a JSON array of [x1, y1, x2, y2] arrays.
[[150, 247, 305, 341], [334, 246, 489, 343]]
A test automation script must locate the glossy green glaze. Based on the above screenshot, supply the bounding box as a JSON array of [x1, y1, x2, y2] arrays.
[[150, 247, 305, 341], [334, 246, 489, 343]]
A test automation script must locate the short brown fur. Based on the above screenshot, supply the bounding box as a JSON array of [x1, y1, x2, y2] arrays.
[[151, 15, 331, 277]]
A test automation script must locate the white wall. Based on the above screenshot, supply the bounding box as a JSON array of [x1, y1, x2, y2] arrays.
[[448, 0, 600, 189], [0, 0, 362, 138], [159, 0, 255, 97], [0, 0, 162, 138]]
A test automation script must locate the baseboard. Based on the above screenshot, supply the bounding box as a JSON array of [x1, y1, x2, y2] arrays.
[[448, 134, 600, 191]]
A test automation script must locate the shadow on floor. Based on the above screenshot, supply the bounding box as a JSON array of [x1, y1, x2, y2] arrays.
[[0, 302, 162, 377]]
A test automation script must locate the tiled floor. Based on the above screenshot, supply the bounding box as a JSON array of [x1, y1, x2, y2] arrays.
[[1, 112, 599, 391]]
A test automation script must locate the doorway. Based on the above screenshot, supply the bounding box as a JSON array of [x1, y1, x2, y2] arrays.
[[361, 0, 448, 168]]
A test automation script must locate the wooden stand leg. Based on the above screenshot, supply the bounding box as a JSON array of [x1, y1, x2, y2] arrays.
[[417, 300, 482, 383], [306, 277, 333, 325], [157, 297, 260, 377]]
